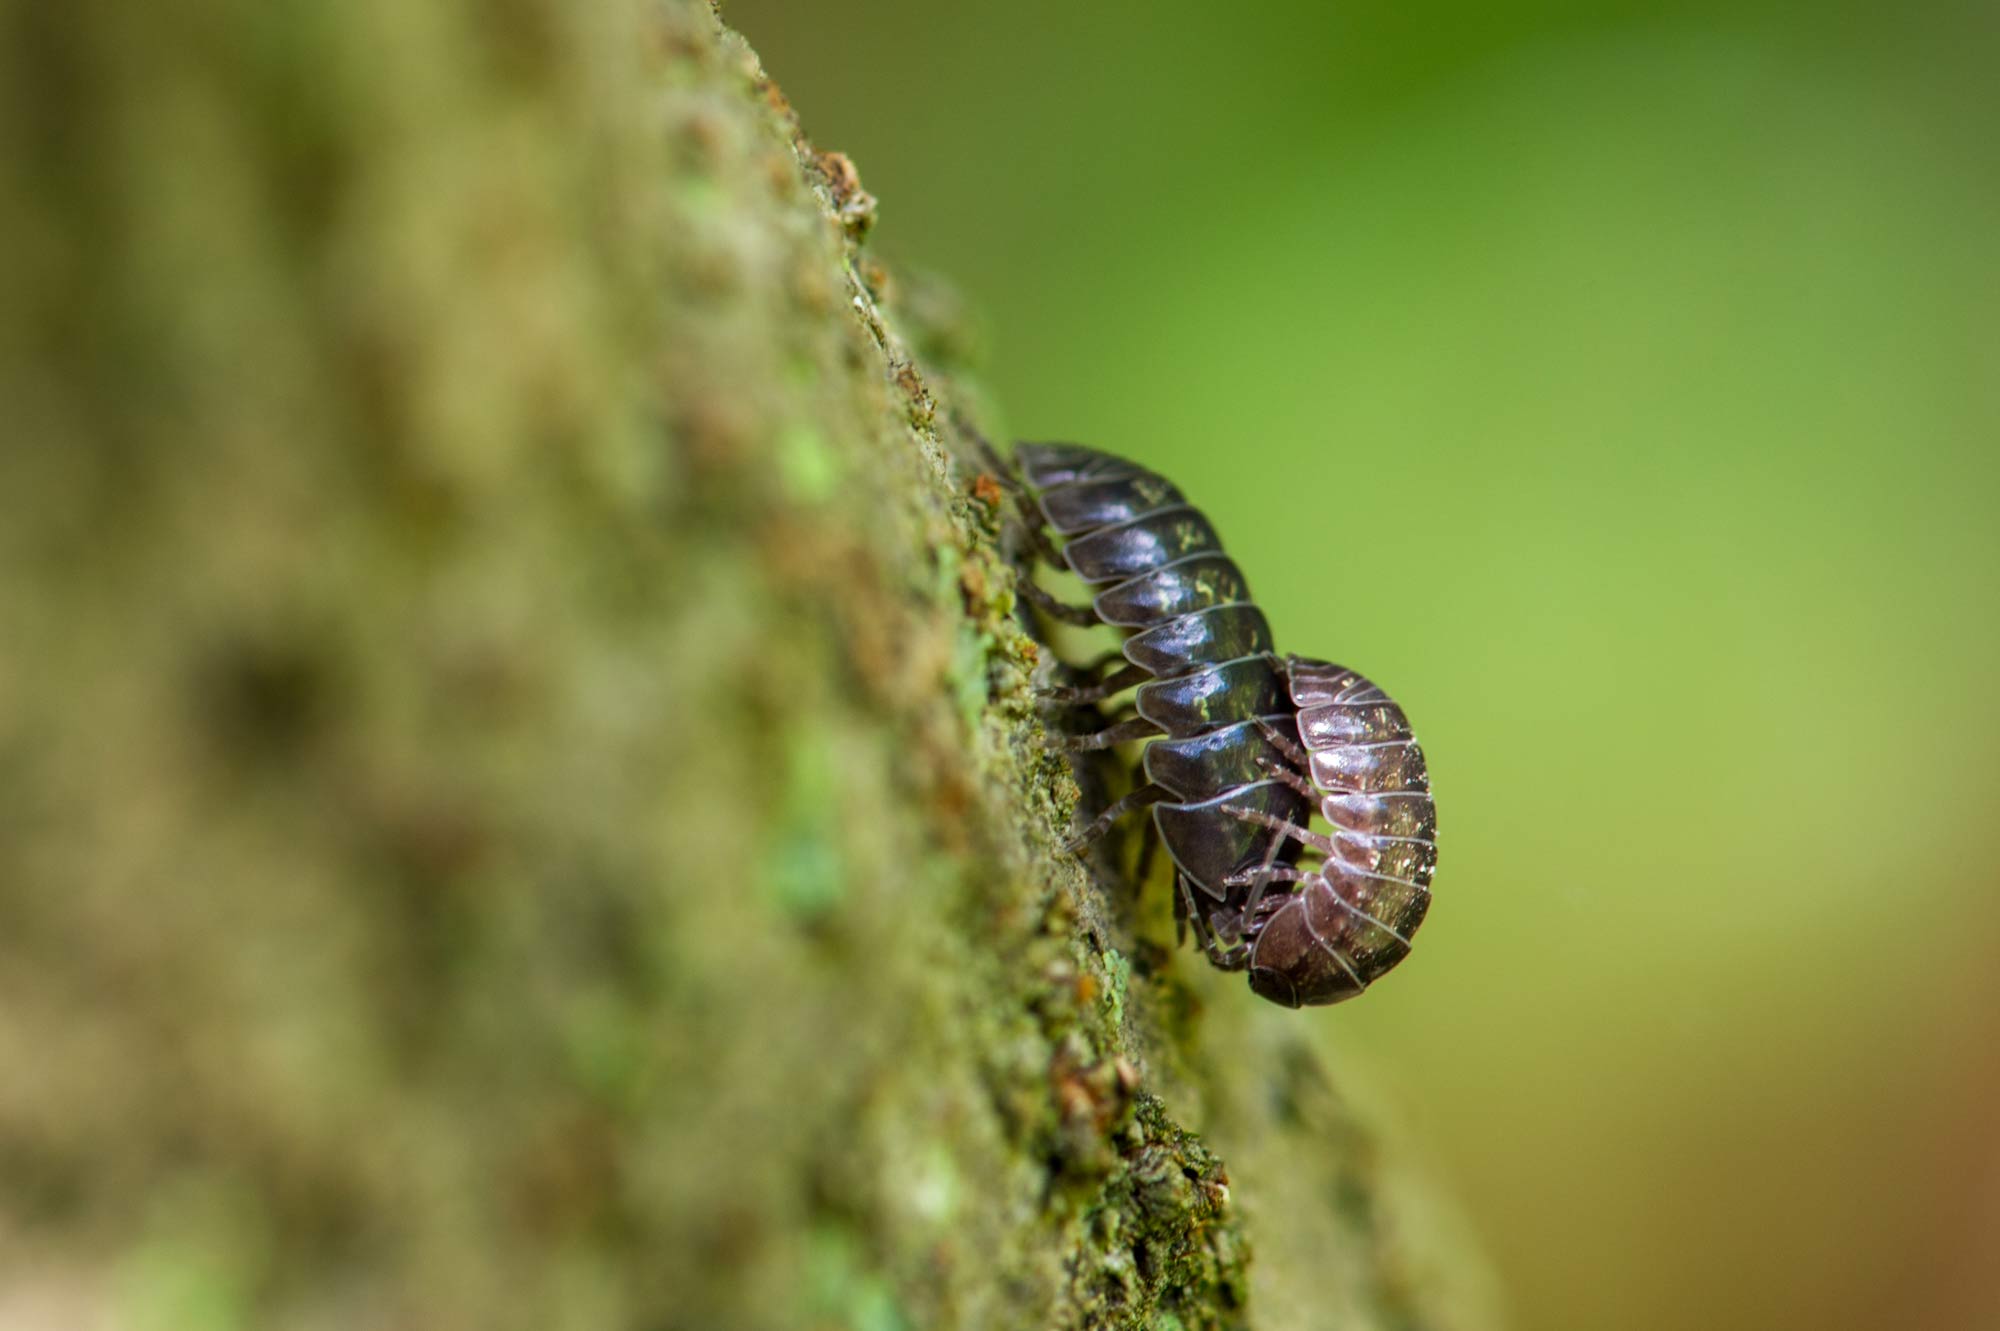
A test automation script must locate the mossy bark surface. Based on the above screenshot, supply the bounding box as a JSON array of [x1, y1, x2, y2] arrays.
[[0, 2, 1494, 1327]]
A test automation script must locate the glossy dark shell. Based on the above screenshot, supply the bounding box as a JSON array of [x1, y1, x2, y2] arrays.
[[1155, 781, 1309, 903], [1040, 472, 1186, 534], [1092, 555, 1252, 628], [1247, 867, 1417, 1007], [1061, 507, 1224, 584], [1133, 654, 1289, 733], [1252, 657, 1438, 1007], [1122, 603, 1272, 675], [1142, 716, 1301, 801], [1017, 442, 1146, 489], [1017, 444, 1438, 1011], [1139, 714, 1308, 900]]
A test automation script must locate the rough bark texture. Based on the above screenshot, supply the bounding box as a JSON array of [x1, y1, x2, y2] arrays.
[[0, 2, 1493, 1328]]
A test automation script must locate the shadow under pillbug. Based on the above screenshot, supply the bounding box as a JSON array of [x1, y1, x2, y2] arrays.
[[1007, 442, 1437, 1008]]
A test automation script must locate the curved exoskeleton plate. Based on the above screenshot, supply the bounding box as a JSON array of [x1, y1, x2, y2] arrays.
[[1062, 507, 1223, 584], [1296, 697, 1413, 747], [1135, 654, 1288, 733], [1247, 863, 1431, 1008], [1154, 780, 1309, 900], [1247, 899, 1364, 1007], [1320, 790, 1437, 843], [1284, 659, 1387, 707], [1016, 442, 1146, 489], [1142, 715, 1301, 802], [1092, 555, 1252, 627], [1331, 824, 1438, 891], [1123, 604, 1273, 676], [1308, 739, 1429, 795], [1037, 472, 1186, 535]]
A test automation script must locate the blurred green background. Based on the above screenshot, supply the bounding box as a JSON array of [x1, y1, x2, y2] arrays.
[[724, 2, 2000, 1328]]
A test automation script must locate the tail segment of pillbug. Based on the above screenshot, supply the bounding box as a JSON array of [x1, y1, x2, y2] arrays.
[[1005, 443, 1437, 1008]]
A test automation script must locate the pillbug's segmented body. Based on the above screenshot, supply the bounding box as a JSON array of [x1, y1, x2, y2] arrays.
[[1010, 442, 1438, 1008], [1223, 660, 1438, 1007], [1014, 445, 1310, 913]]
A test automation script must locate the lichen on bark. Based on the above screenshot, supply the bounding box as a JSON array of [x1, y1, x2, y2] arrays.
[[0, 1, 1492, 1327]]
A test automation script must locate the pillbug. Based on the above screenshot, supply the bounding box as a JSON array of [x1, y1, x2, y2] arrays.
[[1012, 444, 1311, 916], [1003, 442, 1438, 1008], [1218, 659, 1437, 1007]]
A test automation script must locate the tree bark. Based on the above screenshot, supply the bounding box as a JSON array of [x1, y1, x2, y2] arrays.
[[0, 2, 1493, 1327]]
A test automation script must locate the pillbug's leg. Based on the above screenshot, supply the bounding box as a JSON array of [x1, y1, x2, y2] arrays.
[[1218, 802, 1336, 858], [1252, 751, 1319, 802], [955, 420, 1071, 565], [958, 417, 1038, 506], [1069, 645, 1132, 681], [1050, 644, 1128, 676], [1039, 662, 1148, 705], [1177, 874, 1215, 954], [1233, 822, 1297, 921], [1018, 576, 1101, 627], [1048, 716, 1163, 753], [1254, 718, 1313, 773], [1038, 647, 1129, 703], [1134, 814, 1161, 888], [1023, 519, 1067, 568], [1040, 647, 1136, 699], [1171, 868, 1189, 945], [961, 420, 1018, 489], [1227, 862, 1311, 924], [1061, 782, 1167, 856], [1176, 876, 1251, 970], [1002, 502, 1065, 567]]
